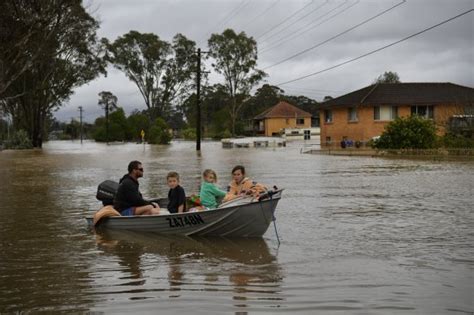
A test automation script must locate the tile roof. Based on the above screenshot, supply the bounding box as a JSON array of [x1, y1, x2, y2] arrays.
[[321, 83, 474, 108], [254, 101, 312, 119]]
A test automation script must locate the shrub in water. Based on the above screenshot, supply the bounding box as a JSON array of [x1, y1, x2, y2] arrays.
[[374, 115, 437, 149], [148, 118, 172, 144], [4, 130, 33, 149]]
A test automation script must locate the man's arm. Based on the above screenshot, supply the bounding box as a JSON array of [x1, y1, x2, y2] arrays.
[[123, 181, 150, 207]]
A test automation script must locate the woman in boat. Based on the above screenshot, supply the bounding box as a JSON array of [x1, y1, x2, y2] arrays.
[[223, 165, 267, 202]]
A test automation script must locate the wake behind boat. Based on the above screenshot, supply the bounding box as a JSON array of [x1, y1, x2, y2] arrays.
[[86, 180, 282, 237]]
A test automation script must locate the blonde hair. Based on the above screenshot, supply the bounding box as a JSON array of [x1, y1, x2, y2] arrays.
[[167, 171, 180, 180], [203, 169, 218, 182]]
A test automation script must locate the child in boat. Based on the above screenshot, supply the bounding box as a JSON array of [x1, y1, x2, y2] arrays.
[[199, 169, 227, 209], [166, 171, 186, 214], [223, 165, 267, 202]]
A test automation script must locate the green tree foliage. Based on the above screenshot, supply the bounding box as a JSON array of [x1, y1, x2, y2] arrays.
[[148, 118, 172, 144], [0, 0, 106, 148], [181, 128, 196, 140], [107, 31, 196, 121], [240, 84, 282, 120], [375, 71, 401, 83], [127, 110, 150, 142], [374, 115, 437, 149], [93, 108, 130, 142], [3, 130, 32, 149], [439, 133, 474, 148], [182, 84, 232, 138], [208, 29, 266, 136]]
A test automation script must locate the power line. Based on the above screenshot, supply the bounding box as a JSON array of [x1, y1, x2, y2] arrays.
[[264, 0, 406, 70], [199, 0, 251, 45], [260, 0, 359, 54], [243, 0, 281, 30], [260, 0, 330, 43], [255, 0, 315, 40], [282, 86, 343, 93], [275, 8, 474, 86]]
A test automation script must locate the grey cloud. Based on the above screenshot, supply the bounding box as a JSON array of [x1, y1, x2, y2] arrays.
[[55, 0, 473, 121]]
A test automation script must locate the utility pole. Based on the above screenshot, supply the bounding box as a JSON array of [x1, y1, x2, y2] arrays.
[[78, 106, 83, 144], [195, 48, 209, 151], [196, 48, 202, 151], [105, 103, 109, 145]]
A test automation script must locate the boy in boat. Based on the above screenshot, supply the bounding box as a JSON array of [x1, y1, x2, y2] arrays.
[[113, 160, 160, 216], [166, 171, 186, 214], [199, 169, 227, 209], [223, 165, 267, 202]]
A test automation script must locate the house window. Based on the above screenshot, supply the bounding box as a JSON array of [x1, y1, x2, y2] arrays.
[[324, 110, 333, 123], [411, 105, 434, 119], [297, 118, 305, 125], [348, 107, 358, 121], [374, 106, 399, 120], [325, 136, 332, 145]]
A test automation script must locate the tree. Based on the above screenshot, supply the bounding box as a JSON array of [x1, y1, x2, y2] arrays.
[[374, 115, 437, 149], [1, 0, 106, 147], [107, 31, 196, 121], [208, 29, 266, 136], [0, 0, 68, 97], [98, 91, 118, 143], [148, 118, 172, 144], [181, 84, 231, 138], [375, 71, 401, 84], [127, 110, 150, 142], [92, 107, 130, 142], [240, 84, 282, 120]]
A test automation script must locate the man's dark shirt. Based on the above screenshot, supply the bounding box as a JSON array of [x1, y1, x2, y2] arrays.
[[167, 185, 186, 214], [113, 174, 150, 212]]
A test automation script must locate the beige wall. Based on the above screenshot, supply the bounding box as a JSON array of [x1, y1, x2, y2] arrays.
[[320, 104, 464, 146], [263, 117, 311, 136]]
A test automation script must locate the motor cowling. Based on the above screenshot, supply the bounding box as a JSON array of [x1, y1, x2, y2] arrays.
[[96, 180, 119, 206]]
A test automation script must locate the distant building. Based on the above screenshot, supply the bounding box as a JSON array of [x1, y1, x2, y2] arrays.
[[320, 82, 474, 146], [254, 101, 312, 137]]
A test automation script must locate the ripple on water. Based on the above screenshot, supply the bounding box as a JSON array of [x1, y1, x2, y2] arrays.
[[0, 141, 473, 313]]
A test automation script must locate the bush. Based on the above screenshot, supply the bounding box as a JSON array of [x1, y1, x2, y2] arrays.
[[374, 116, 437, 149], [439, 133, 474, 148], [3, 130, 33, 149], [148, 118, 172, 144], [181, 128, 196, 140]]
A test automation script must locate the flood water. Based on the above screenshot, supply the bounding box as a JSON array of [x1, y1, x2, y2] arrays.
[[0, 140, 473, 314]]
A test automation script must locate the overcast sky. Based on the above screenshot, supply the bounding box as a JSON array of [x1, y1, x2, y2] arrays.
[[55, 0, 474, 122]]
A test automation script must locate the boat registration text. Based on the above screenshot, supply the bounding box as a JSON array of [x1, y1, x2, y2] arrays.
[[166, 214, 205, 228]]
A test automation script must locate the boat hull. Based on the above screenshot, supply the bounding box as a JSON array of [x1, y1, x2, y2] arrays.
[[86, 191, 281, 237]]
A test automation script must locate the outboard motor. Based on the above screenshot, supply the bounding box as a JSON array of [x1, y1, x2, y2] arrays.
[[96, 180, 119, 206]]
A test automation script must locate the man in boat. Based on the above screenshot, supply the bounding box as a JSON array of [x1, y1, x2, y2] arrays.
[[223, 165, 267, 202], [113, 160, 160, 216]]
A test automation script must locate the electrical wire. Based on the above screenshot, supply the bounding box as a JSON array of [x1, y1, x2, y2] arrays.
[[255, 0, 315, 40], [275, 8, 474, 86], [263, 0, 406, 70], [199, 0, 250, 45], [260, 0, 359, 54], [260, 0, 330, 43], [244, 0, 281, 30]]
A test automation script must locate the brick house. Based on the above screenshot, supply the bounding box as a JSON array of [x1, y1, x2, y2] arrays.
[[320, 83, 474, 147], [254, 101, 312, 136]]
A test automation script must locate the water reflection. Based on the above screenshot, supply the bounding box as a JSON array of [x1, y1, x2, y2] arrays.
[[93, 230, 283, 311]]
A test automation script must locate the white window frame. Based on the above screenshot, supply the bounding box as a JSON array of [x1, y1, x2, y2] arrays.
[[324, 110, 333, 123], [374, 105, 399, 121], [348, 107, 358, 121]]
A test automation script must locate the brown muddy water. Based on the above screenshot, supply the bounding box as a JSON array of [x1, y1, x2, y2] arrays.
[[0, 140, 473, 314]]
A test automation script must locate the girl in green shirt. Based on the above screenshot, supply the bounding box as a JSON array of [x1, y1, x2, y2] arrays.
[[200, 169, 227, 209]]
